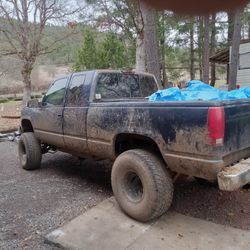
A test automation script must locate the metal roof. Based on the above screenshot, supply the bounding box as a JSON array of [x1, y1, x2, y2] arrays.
[[210, 48, 229, 64], [209, 39, 250, 64]]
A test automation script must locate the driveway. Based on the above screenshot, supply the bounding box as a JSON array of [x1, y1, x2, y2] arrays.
[[0, 142, 112, 249], [0, 141, 249, 249]]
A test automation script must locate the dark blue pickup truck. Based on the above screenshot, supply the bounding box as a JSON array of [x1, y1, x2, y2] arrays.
[[19, 70, 250, 222]]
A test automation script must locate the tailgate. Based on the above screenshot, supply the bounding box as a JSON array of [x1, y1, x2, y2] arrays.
[[223, 100, 250, 163]]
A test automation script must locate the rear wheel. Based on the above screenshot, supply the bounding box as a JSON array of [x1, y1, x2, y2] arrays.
[[111, 149, 173, 222], [18, 132, 42, 170]]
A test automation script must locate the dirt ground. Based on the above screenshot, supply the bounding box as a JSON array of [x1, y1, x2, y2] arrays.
[[0, 101, 21, 132], [0, 142, 249, 249]]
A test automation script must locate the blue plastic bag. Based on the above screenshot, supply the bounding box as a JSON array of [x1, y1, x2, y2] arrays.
[[149, 80, 250, 102], [149, 88, 183, 101]]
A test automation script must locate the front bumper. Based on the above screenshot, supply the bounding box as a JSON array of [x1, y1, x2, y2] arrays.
[[218, 158, 250, 191]]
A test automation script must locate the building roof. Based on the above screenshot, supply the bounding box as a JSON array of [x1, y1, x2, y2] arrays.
[[210, 48, 229, 64], [209, 39, 250, 64]]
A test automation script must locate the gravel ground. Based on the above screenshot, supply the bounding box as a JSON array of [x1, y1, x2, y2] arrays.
[[0, 142, 112, 250], [0, 142, 249, 249]]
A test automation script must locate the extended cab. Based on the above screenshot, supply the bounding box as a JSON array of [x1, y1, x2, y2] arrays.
[[19, 70, 250, 222]]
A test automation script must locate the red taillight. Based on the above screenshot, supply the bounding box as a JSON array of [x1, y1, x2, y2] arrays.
[[208, 107, 225, 145]]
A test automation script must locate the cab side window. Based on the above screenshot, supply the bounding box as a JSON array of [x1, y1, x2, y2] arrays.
[[42, 78, 68, 106], [65, 74, 86, 106]]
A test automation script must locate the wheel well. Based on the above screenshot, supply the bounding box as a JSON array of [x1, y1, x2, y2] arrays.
[[21, 119, 34, 132], [115, 134, 163, 159]]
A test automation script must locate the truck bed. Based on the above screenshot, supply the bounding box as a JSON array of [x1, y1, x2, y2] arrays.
[[87, 98, 250, 180]]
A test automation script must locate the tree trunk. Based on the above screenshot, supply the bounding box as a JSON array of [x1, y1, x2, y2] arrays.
[[140, 1, 161, 85], [21, 61, 34, 106], [198, 16, 203, 80], [228, 8, 243, 91], [203, 15, 210, 83], [190, 21, 195, 80], [228, 11, 235, 46], [210, 14, 216, 87], [160, 11, 169, 88], [136, 32, 146, 71]]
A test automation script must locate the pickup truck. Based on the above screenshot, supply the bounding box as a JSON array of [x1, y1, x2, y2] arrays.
[[19, 70, 250, 222]]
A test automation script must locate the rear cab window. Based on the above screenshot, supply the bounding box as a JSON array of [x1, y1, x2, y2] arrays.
[[95, 72, 158, 100]]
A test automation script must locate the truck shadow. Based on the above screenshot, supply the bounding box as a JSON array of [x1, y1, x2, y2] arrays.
[[41, 152, 250, 231], [41, 152, 113, 191]]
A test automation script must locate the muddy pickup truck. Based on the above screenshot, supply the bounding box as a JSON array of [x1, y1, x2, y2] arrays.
[[19, 70, 250, 222]]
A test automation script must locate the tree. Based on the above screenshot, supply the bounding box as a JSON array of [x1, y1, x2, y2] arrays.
[[83, 0, 145, 71], [202, 15, 210, 83], [140, 1, 161, 84], [189, 19, 195, 80], [0, 0, 79, 104], [228, 8, 244, 90], [82, 0, 161, 82], [74, 29, 97, 71], [98, 32, 126, 69], [74, 31, 128, 70], [158, 11, 169, 87], [210, 14, 216, 87]]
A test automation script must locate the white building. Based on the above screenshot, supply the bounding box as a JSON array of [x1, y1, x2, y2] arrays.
[[210, 39, 250, 87]]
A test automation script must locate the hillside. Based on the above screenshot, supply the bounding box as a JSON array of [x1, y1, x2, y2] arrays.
[[0, 23, 85, 94]]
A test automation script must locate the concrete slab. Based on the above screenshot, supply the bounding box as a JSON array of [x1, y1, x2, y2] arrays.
[[45, 198, 250, 250], [128, 213, 250, 250], [45, 198, 153, 250]]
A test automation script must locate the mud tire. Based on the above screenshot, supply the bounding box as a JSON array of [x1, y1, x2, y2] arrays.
[[18, 132, 42, 170], [111, 149, 173, 222]]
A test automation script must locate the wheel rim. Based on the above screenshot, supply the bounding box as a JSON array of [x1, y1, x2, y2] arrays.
[[19, 141, 27, 166], [123, 171, 144, 202]]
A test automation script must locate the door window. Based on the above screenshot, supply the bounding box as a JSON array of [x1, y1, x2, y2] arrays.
[[42, 78, 68, 106], [65, 74, 86, 106]]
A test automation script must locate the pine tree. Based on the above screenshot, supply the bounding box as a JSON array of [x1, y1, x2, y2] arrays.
[[98, 33, 126, 69], [73, 29, 97, 71]]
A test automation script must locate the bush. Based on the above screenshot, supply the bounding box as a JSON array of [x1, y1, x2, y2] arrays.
[[0, 98, 9, 104], [14, 97, 23, 101]]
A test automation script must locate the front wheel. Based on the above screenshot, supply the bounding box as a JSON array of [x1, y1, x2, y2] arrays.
[[18, 132, 42, 170], [111, 149, 173, 222]]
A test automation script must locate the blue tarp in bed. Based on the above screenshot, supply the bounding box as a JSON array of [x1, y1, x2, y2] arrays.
[[149, 80, 250, 102]]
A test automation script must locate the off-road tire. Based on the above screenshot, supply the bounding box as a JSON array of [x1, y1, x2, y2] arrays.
[[111, 149, 173, 222], [18, 132, 42, 170]]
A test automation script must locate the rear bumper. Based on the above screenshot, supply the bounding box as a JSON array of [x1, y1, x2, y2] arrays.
[[218, 158, 250, 191], [163, 153, 224, 180]]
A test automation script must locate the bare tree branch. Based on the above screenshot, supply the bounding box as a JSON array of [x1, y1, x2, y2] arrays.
[[0, 0, 80, 102]]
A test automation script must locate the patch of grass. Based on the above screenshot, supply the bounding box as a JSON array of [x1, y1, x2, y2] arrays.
[[0, 98, 9, 104], [14, 97, 22, 101]]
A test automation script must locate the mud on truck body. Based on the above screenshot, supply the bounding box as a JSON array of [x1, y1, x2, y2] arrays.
[[19, 70, 250, 222]]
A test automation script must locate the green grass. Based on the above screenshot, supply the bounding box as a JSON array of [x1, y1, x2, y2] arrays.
[[0, 98, 9, 104]]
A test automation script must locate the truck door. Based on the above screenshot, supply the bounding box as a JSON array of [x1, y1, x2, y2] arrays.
[[62, 73, 88, 154], [33, 77, 68, 148]]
